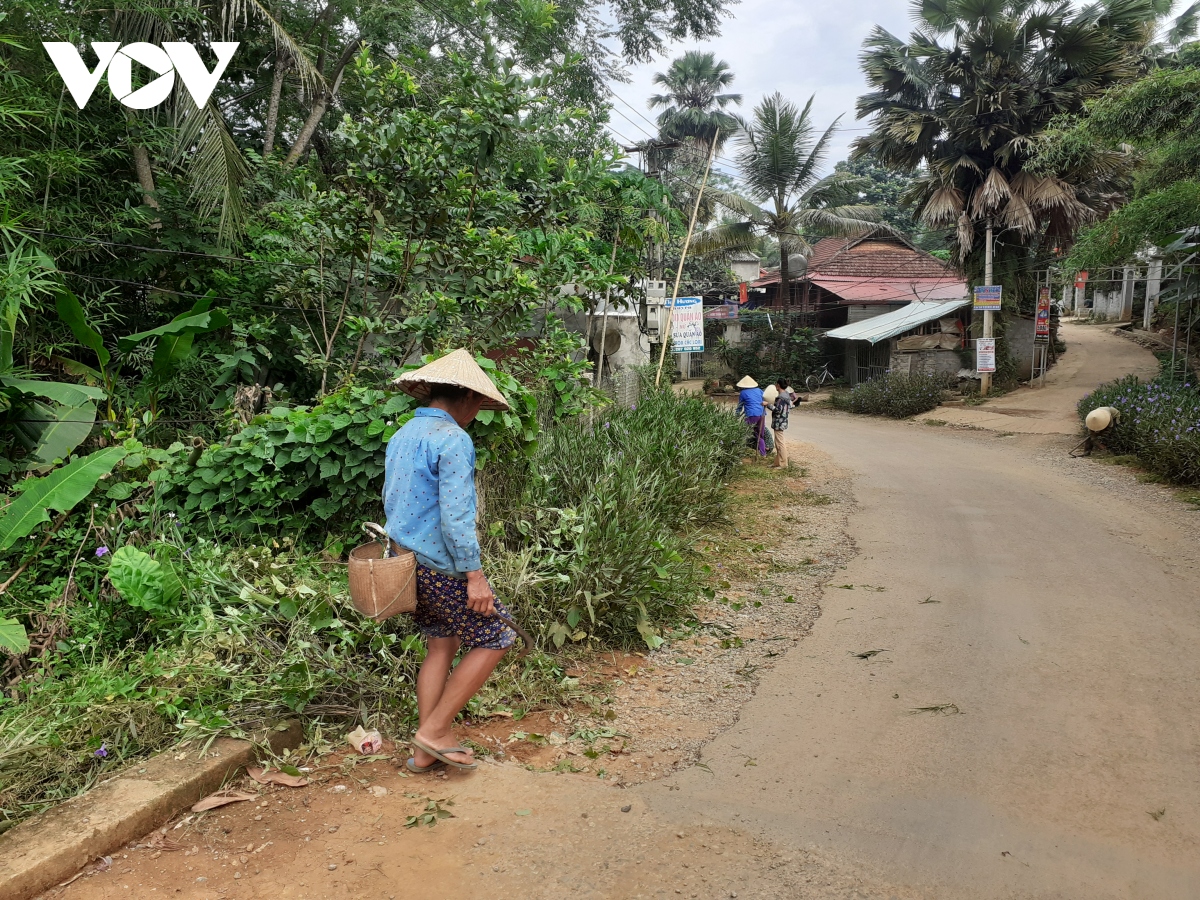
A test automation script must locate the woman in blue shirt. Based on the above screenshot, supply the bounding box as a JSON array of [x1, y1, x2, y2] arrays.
[[386, 350, 514, 772], [735, 375, 767, 455]]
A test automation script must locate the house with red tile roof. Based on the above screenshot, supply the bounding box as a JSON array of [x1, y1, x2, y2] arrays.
[[747, 228, 967, 330]]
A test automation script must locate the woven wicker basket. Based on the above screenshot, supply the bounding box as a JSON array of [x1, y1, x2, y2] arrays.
[[348, 540, 417, 621]]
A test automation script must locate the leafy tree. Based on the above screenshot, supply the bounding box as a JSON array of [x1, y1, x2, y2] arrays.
[[852, 0, 1166, 307], [648, 50, 742, 152], [833, 155, 946, 253], [691, 93, 877, 302], [1032, 60, 1200, 270]]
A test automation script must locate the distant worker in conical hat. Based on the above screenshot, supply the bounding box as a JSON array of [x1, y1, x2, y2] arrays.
[[734, 375, 767, 456], [769, 378, 793, 470], [386, 349, 514, 773]]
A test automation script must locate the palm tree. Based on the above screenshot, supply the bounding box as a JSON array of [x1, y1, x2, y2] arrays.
[[691, 93, 878, 303], [648, 51, 742, 152], [852, 0, 1165, 295]]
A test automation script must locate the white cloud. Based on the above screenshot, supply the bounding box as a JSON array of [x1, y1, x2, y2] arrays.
[[606, 0, 917, 178]]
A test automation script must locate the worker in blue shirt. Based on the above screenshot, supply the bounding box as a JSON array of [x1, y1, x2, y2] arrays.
[[735, 375, 767, 455], [386, 350, 515, 772]]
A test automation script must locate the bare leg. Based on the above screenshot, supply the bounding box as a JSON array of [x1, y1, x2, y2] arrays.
[[416, 636, 459, 726], [412, 646, 507, 767]]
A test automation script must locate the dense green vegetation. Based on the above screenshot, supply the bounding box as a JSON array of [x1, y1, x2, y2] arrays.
[[0, 381, 745, 827], [0, 0, 749, 829], [830, 372, 948, 419]]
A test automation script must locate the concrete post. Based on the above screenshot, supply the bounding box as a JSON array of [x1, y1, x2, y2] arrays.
[[1144, 258, 1163, 329], [1074, 284, 1086, 316], [1121, 266, 1136, 322]]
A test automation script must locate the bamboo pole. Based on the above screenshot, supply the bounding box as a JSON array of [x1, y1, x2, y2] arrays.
[[593, 235, 621, 389], [655, 134, 720, 387]]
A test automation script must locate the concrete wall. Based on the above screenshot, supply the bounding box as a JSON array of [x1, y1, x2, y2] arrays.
[[1007, 315, 1035, 381], [892, 348, 963, 379]]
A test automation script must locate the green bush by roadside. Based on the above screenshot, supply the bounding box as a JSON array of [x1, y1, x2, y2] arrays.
[[829, 372, 949, 419], [1078, 374, 1200, 484], [0, 382, 745, 829], [487, 382, 746, 650]]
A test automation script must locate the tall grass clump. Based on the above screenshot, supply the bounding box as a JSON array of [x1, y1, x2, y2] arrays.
[[485, 383, 746, 649], [1079, 374, 1200, 483], [830, 371, 949, 418]]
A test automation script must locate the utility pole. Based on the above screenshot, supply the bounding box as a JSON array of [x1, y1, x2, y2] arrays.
[[981, 219, 994, 396]]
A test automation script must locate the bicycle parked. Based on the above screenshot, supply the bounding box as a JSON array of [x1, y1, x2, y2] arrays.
[[805, 363, 837, 394]]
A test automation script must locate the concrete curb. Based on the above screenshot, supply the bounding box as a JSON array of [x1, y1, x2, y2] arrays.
[[0, 720, 302, 900]]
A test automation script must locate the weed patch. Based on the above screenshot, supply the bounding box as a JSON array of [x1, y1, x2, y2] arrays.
[[830, 372, 950, 419]]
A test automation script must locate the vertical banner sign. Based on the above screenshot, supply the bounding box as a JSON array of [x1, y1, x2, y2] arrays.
[[976, 337, 997, 373], [1035, 287, 1052, 342], [670, 296, 705, 353], [738, 282, 749, 305], [1074, 271, 1089, 290], [973, 285, 1002, 311]]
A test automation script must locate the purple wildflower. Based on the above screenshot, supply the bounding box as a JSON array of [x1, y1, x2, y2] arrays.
[[94, 743, 108, 758], [95, 546, 109, 558]]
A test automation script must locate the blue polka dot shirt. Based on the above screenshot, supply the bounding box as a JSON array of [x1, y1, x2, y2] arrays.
[[383, 407, 481, 577]]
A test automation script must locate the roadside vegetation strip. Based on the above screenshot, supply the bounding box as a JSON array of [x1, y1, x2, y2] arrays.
[[1080, 372, 1200, 484], [829, 372, 951, 419], [0, 383, 744, 831]]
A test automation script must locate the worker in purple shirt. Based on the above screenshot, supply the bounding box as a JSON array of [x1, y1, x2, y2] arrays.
[[385, 350, 515, 773]]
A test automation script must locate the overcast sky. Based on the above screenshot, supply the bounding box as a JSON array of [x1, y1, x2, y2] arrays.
[[606, 0, 920, 180]]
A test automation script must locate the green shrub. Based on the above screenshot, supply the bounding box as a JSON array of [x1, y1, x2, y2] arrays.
[[159, 362, 538, 537], [0, 380, 746, 826], [1079, 375, 1200, 484], [486, 383, 746, 649], [830, 372, 949, 418]]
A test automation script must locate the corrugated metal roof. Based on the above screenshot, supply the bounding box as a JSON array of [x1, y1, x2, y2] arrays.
[[810, 274, 968, 305], [824, 298, 972, 344]]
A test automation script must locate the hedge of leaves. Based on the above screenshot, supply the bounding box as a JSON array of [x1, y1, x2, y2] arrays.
[[831, 372, 949, 419], [1079, 375, 1200, 483]]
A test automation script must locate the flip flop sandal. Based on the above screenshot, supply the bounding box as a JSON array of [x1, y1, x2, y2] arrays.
[[404, 757, 444, 774], [411, 737, 478, 771]]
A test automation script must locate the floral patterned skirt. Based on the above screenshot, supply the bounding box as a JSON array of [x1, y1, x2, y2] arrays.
[[412, 564, 516, 650]]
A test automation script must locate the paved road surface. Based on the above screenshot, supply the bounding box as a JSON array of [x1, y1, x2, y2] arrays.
[[650, 325, 1200, 897], [912, 322, 1158, 434]]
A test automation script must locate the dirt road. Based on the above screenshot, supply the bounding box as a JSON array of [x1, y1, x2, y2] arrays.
[[53, 325, 1200, 899]]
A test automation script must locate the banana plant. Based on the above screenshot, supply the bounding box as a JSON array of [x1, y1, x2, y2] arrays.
[[1, 259, 108, 468], [116, 293, 230, 413]]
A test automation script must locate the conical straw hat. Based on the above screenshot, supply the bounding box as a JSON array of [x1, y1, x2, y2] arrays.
[[395, 349, 511, 411], [736, 375, 758, 389], [762, 384, 779, 405]]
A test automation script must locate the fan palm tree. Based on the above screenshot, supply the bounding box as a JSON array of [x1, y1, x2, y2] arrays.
[[852, 0, 1166, 291], [691, 93, 879, 303], [648, 51, 742, 152]]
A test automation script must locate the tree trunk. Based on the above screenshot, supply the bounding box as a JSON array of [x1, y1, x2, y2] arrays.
[[263, 52, 289, 157], [778, 244, 790, 308], [131, 146, 158, 210], [284, 41, 360, 167]]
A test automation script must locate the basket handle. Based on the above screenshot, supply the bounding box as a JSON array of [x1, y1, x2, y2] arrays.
[[362, 522, 391, 557]]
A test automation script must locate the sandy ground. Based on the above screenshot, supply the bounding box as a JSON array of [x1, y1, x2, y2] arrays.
[[47, 324, 1200, 899]]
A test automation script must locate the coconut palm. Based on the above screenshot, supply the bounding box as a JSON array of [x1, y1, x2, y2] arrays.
[[648, 51, 742, 152], [691, 93, 879, 303], [852, 0, 1166, 287]]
